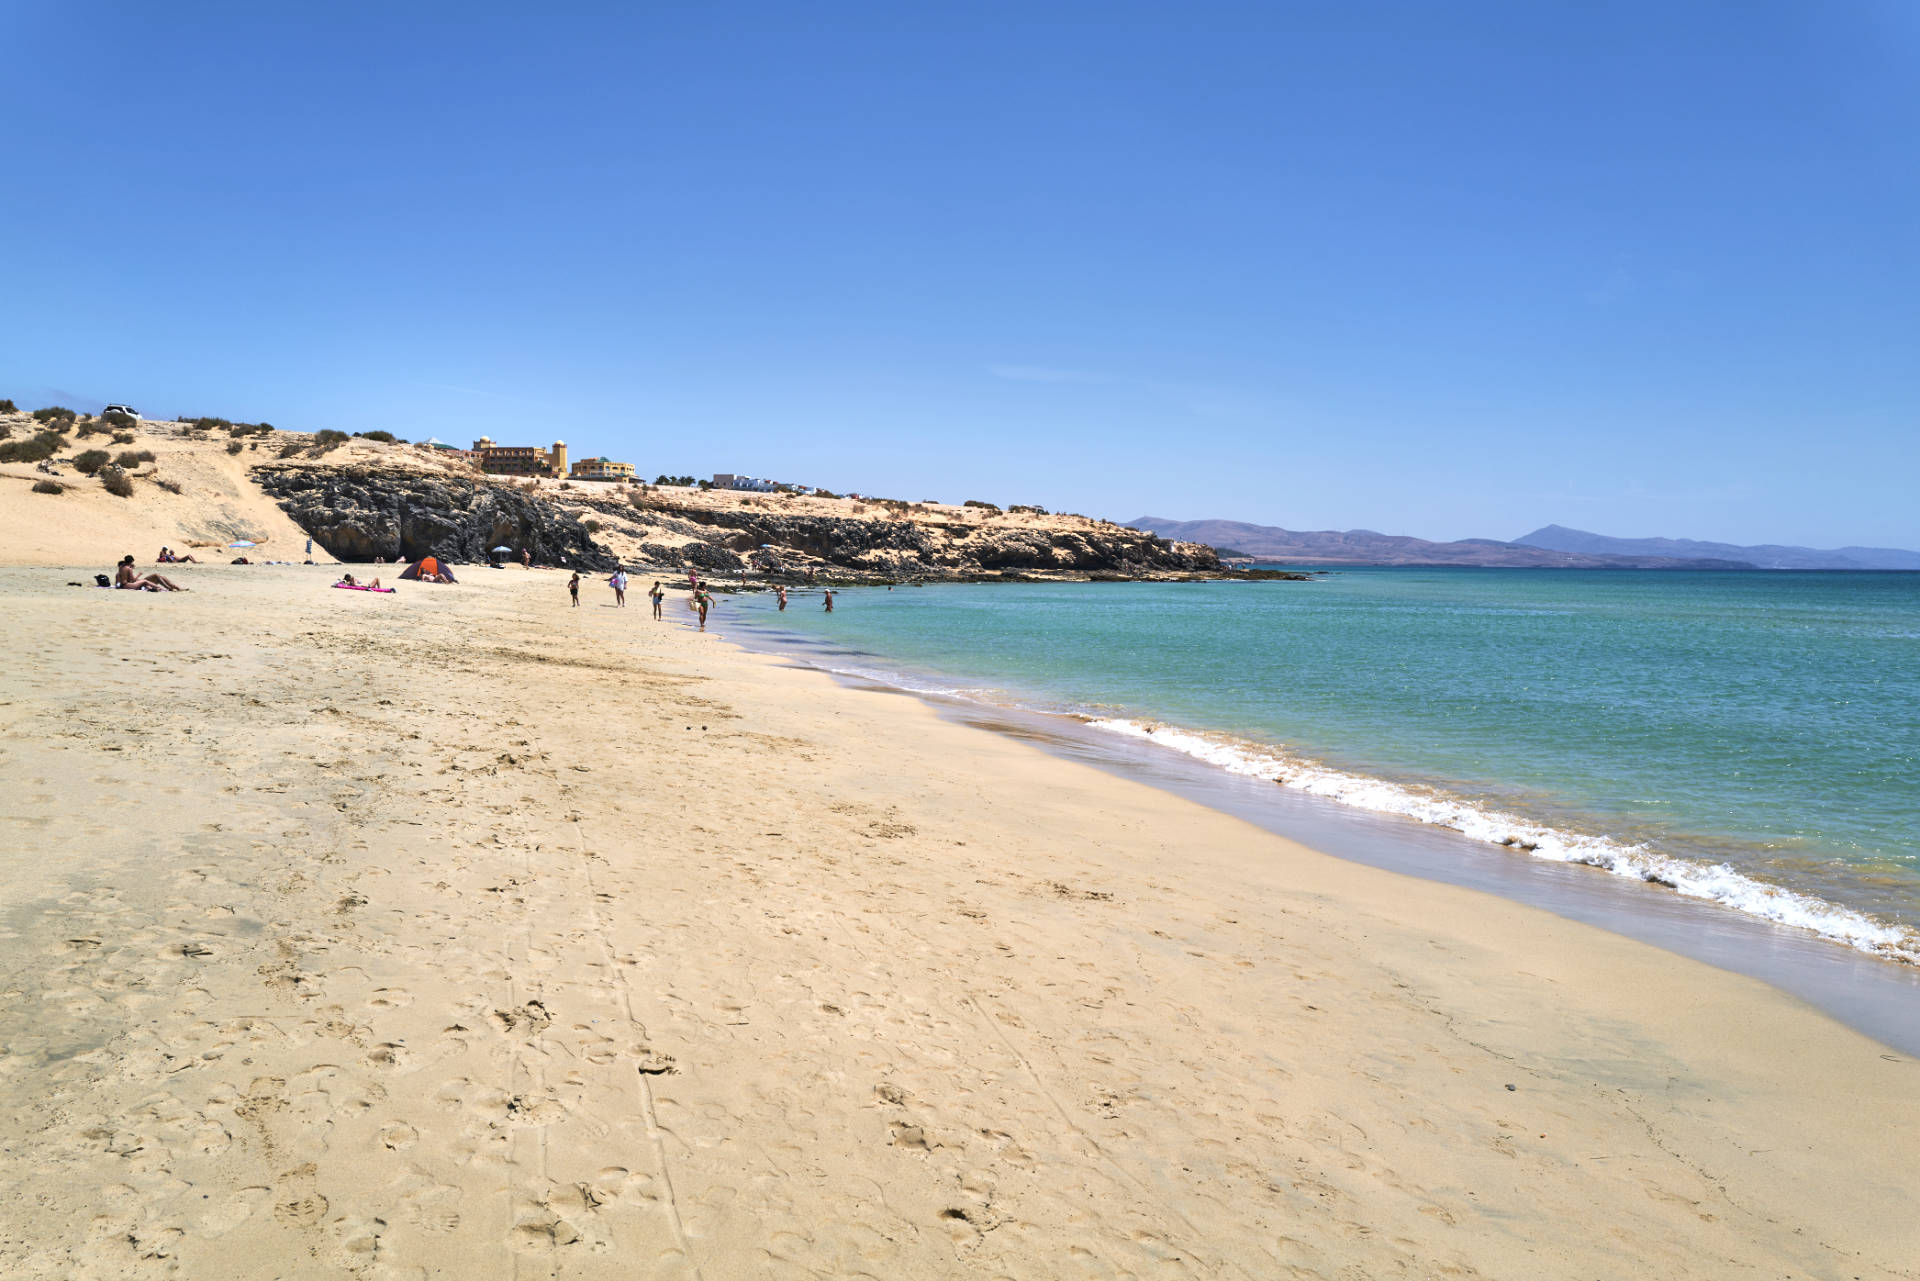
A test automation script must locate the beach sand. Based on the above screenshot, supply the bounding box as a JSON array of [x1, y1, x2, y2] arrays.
[[1, 564, 1914, 1280]]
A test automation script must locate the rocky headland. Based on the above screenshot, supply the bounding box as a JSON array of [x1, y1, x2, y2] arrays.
[[253, 466, 617, 570], [260, 463, 1234, 580], [0, 408, 1280, 579]]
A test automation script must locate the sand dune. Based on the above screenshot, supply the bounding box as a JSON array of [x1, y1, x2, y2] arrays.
[[0, 415, 348, 567], [0, 564, 1914, 1278]]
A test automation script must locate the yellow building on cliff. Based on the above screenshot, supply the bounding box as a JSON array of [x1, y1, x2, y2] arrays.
[[569, 456, 636, 482], [472, 437, 568, 477]]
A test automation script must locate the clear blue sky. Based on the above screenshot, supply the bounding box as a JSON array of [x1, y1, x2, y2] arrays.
[[5, 2, 1916, 548]]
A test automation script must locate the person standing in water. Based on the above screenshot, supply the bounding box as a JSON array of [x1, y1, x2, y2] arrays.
[[608, 568, 628, 607], [649, 581, 664, 620], [822, 589, 834, 613], [777, 585, 788, 611], [695, 587, 713, 631], [567, 572, 580, 607]]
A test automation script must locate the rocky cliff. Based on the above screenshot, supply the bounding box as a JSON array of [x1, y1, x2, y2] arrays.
[[254, 466, 617, 569], [610, 499, 1222, 579], [254, 462, 1225, 580]]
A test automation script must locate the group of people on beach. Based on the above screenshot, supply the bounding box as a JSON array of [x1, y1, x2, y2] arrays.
[[565, 566, 835, 628]]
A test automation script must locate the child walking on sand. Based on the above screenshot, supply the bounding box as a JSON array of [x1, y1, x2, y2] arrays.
[[567, 572, 580, 607], [649, 581, 664, 619]]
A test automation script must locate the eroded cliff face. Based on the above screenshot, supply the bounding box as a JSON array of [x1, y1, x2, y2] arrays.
[[253, 466, 616, 569], [252, 463, 1222, 579], [638, 501, 1221, 577]]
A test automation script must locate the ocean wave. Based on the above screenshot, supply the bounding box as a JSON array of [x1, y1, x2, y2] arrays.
[[1085, 717, 1920, 966]]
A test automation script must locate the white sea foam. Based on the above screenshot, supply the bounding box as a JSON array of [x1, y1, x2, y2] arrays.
[[742, 616, 1920, 967], [1086, 717, 1920, 965]]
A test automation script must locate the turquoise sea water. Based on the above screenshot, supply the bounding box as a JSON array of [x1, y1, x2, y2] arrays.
[[734, 570, 1920, 961]]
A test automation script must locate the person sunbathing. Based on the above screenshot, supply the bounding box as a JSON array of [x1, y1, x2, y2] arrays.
[[338, 574, 383, 589], [116, 556, 185, 591]]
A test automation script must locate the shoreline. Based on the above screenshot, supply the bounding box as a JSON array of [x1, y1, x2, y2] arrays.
[[731, 624, 1920, 1057], [3, 564, 1916, 1277], [719, 587, 1920, 970]]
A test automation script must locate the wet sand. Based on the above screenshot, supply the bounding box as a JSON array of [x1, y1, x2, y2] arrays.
[[733, 626, 1920, 1058], [1, 564, 1915, 1279]]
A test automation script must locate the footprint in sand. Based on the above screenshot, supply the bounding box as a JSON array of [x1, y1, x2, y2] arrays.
[[274, 1190, 330, 1229], [377, 1121, 419, 1151], [195, 1185, 272, 1234]]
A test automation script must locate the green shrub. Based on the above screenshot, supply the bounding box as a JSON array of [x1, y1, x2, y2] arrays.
[[191, 416, 233, 431], [963, 500, 1001, 512], [582, 518, 602, 533], [0, 431, 64, 463], [154, 477, 182, 494], [111, 431, 135, 444], [311, 429, 350, 454], [71, 449, 112, 475], [227, 439, 245, 455], [0, 398, 17, 413], [31, 406, 76, 424], [278, 442, 302, 458], [31, 478, 62, 494], [357, 429, 396, 443], [115, 449, 155, 468], [99, 410, 136, 431], [75, 420, 104, 437], [100, 466, 134, 497]]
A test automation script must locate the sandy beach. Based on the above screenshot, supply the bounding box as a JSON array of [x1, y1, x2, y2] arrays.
[[1, 564, 1915, 1280]]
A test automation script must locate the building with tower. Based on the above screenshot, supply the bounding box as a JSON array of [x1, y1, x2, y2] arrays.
[[471, 437, 569, 478]]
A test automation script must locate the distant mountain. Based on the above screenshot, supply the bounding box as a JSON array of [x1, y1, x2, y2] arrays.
[[1514, 525, 1920, 572], [1128, 518, 1752, 569]]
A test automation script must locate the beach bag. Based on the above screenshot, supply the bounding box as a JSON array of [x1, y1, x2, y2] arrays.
[[94, 574, 111, 587]]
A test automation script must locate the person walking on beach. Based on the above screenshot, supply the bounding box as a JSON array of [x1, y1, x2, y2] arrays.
[[608, 568, 628, 607], [522, 548, 532, 569], [567, 572, 580, 607], [822, 589, 834, 613], [695, 587, 713, 631], [777, 585, 787, 611], [649, 581, 664, 620]]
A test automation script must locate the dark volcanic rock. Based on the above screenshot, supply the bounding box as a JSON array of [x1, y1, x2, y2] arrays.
[[636, 541, 743, 572], [649, 503, 1217, 579], [255, 466, 616, 569]]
